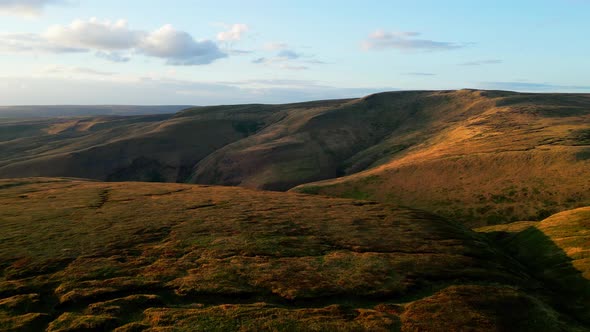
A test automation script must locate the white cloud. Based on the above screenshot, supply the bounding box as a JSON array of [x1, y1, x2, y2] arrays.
[[226, 49, 254, 55], [252, 48, 320, 70], [279, 64, 308, 71], [0, 75, 396, 105], [459, 59, 503, 66], [0, 0, 66, 17], [263, 42, 288, 51], [362, 29, 466, 51], [44, 18, 141, 50], [95, 51, 130, 63], [403, 72, 436, 76], [140, 24, 226, 65], [0, 18, 227, 65], [0, 33, 85, 53], [479, 81, 590, 92], [277, 49, 301, 60], [216, 23, 248, 41], [42, 64, 114, 76]]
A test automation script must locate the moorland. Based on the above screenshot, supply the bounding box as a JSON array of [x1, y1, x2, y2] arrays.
[[0, 89, 589, 331]]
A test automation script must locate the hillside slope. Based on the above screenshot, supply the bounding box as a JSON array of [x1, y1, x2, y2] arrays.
[[476, 207, 590, 324], [1, 178, 588, 331], [0, 102, 318, 182], [0, 105, 192, 118], [1, 90, 589, 225], [290, 90, 590, 225]]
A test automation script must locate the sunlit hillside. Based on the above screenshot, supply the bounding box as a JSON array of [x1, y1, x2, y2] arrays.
[[2, 90, 589, 226]]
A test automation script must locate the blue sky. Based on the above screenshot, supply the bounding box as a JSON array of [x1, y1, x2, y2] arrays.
[[0, 0, 589, 105]]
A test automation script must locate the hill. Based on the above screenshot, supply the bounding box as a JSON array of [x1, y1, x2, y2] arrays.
[[0, 100, 347, 184], [476, 207, 590, 323], [1, 178, 588, 331], [285, 90, 590, 225], [0, 106, 192, 118], [1, 90, 589, 226]]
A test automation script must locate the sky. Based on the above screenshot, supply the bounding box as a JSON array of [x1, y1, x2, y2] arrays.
[[0, 0, 589, 105]]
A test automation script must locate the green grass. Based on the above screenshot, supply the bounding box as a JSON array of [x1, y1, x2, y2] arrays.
[[296, 186, 321, 195], [576, 149, 590, 160], [341, 187, 372, 200]]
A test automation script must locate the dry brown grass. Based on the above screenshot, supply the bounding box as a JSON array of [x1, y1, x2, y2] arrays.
[[293, 90, 590, 226], [400, 285, 575, 332], [2, 178, 586, 330], [2, 90, 588, 226]]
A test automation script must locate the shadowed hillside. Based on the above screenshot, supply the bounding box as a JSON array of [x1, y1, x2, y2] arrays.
[[1, 178, 588, 331], [0, 106, 286, 183], [1, 90, 589, 225], [0, 100, 349, 184], [476, 207, 590, 324], [0, 105, 192, 118]]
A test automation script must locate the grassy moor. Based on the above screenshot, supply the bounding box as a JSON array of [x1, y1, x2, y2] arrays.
[[2, 90, 589, 226], [2, 1, 589, 330], [1, 178, 589, 331]]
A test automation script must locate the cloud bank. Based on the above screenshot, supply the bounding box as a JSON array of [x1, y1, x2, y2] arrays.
[[252, 44, 323, 71], [0, 75, 396, 105], [403, 72, 436, 76], [460, 59, 502, 66], [479, 81, 590, 92], [362, 30, 466, 51], [0, 0, 65, 17], [0, 18, 227, 65], [217, 24, 248, 41], [141, 24, 226, 65], [44, 18, 141, 50]]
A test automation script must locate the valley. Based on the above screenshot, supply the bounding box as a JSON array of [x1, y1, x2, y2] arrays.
[[0, 90, 589, 331], [1, 90, 588, 226]]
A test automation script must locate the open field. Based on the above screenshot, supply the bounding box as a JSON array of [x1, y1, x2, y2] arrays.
[[0, 178, 588, 331]]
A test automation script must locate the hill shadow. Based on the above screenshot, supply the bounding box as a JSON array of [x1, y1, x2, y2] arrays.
[[489, 226, 590, 325]]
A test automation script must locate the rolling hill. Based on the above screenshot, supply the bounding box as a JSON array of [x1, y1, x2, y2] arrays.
[[0, 90, 589, 226], [0, 100, 347, 183], [1, 178, 588, 331], [0, 106, 192, 119], [289, 90, 590, 226]]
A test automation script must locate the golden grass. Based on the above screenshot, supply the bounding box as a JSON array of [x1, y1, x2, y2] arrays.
[[0, 178, 588, 330], [2, 90, 588, 226], [293, 90, 590, 226]]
